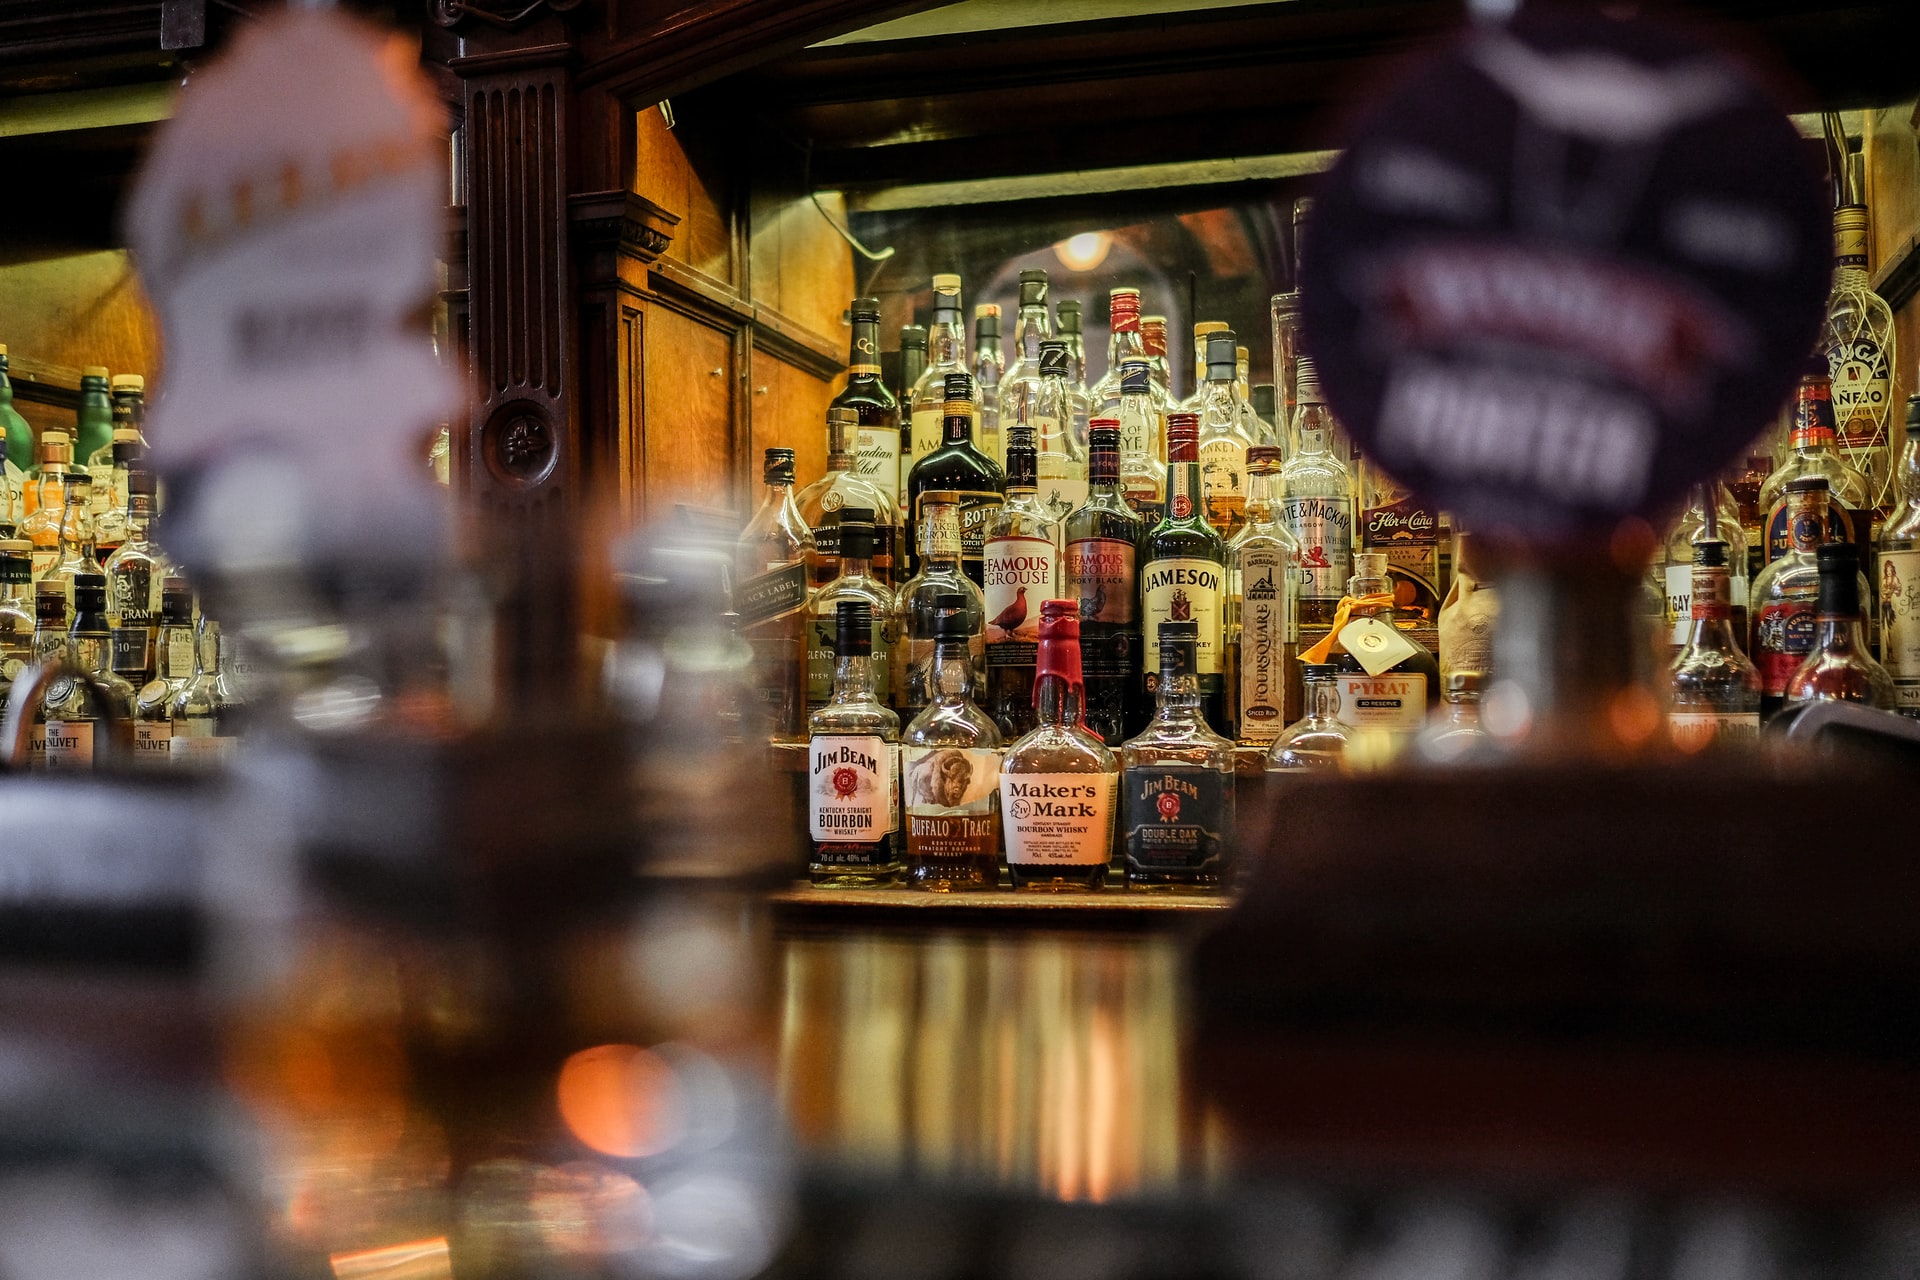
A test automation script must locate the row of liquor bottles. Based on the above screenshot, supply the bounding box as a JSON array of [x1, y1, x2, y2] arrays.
[[0, 348, 143, 529]]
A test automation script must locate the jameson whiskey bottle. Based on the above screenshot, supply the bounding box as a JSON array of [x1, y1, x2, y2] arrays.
[[1140, 412, 1228, 732], [1823, 204, 1896, 501], [1878, 421, 1920, 716], [905, 372, 1004, 585], [1001, 599, 1118, 892], [830, 297, 903, 531], [1121, 619, 1235, 892], [901, 591, 1004, 891], [807, 599, 901, 887], [1666, 539, 1762, 753], [1064, 423, 1145, 743], [982, 425, 1058, 738], [736, 448, 815, 741]]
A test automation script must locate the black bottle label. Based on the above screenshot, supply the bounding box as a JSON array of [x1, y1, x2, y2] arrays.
[[737, 560, 809, 626], [1124, 767, 1231, 876]]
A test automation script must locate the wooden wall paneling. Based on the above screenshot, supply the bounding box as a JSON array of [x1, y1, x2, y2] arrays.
[[640, 300, 738, 516]]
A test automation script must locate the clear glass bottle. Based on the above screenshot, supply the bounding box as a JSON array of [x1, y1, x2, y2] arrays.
[[168, 615, 238, 766], [1750, 476, 1867, 716], [1140, 411, 1229, 733], [1660, 482, 1748, 652], [735, 447, 815, 742], [1055, 298, 1087, 391], [103, 470, 167, 689], [1178, 321, 1229, 411], [1264, 663, 1349, 774], [897, 492, 986, 721], [1785, 541, 1896, 711], [1823, 205, 1897, 505], [1759, 358, 1870, 565], [1030, 340, 1088, 522], [901, 591, 1004, 892], [1140, 315, 1174, 402], [1002, 598, 1117, 892], [1300, 552, 1440, 754], [92, 429, 144, 559], [1227, 445, 1301, 748], [983, 425, 1059, 739], [90, 375, 145, 512], [1281, 356, 1356, 629], [1877, 419, 1920, 717], [905, 372, 1004, 586], [24, 583, 65, 767], [907, 274, 973, 479], [133, 577, 197, 764], [1063, 423, 1146, 745], [1091, 288, 1164, 426], [803, 511, 897, 720], [830, 297, 903, 551], [43, 572, 136, 770], [1114, 359, 1166, 525], [1666, 540, 1762, 752], [0, 539, 33, 714], [807, 599, 902, 887], [1197, 328, 1255, 541], [973, 302, 1005, 464], [1121, 619, 1235, 893], [797, 406, 898, 587], [1234, 344, 1274, 448], [39, 470, 103, 606], [995, 271, 1052, 463], [896, 323, 928, 501], [1414, 670, 1490, 765], [19, 430, 72, 576]]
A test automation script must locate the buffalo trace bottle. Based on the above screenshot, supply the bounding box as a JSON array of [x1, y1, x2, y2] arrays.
[[1785, 542, 1896, 711], [832, 298, 903, 528], [905, 372, 1004, 585], [1064, 422, 1145, 743], [1227, 445, 1299, 747], [1879, 425, 1920, 716], [1140, 411, 1228, 732], [807, 599, 901, 887], [896, 492, 985, 719], [803, 511, 895, 719], [1121, 619, 1235, 892], [1001, 599, 1118, 892], [901, 592, 1004, 891], [1114, 359, 1165, 524], [1281, 356, 1355, 629], [1666, 539, 1761, 752], [1751, 476, 1846, 716], [982, 424, 1059, 737], [736, 447, 815, 741]]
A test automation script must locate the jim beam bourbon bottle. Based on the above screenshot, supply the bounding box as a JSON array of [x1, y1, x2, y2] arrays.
[[807, 599, 901, 887], [1001, 599, 1118, 892], [901, 592, 1004, 891]]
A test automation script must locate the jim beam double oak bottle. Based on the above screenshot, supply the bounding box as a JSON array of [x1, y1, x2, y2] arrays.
[[1121, 619, 1234, 892]]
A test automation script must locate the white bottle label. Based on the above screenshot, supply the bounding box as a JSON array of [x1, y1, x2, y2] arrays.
[[1001, 771, 1116, 867], [1037, 456, 1088, 520], [1117, 406, 1157, 461], [1881, 548, 1920, 708], [1665, 563, 1693, 645], [854, 427, 901, 504], [910, 406, 944, 463], [809, 734, 897, 842], [903, 746, 1002, 862], [1236, 546, 1291, 742], [169, 733, 235, 765], [1142, 557, 1223, 674], [1336, 672, 1426, 733], [133, 720, 173, 762], [43, 720, 96, 769], [1198, 438, 1247, 532], [1283, 496, 1353, 600], [983, 533, 1056, 656], [1668, 710, 1760, 752]]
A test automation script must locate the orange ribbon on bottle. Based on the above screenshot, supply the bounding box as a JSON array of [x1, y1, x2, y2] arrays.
[[1299, 593, 1396, 665]]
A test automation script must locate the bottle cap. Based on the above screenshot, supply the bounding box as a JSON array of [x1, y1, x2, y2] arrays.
[[63, 470, 90, 489], [1120, 359, 1151, 395], [1158, 619, 1199, 677], [1247, 445, 1283, 467], [931, 591, 972, 639], [1166, 412, 1199, 443], [110, 427, 140, 443], [834, 598, 873, 656], [128, 468, 157, 496], [1445, 670, 1485, 698], [1035, 598, 1084, 695], [0, 343, 8, 358], [1018, 271, 1049, 307], [1816, 540, 1862, 616], [73, 574, 107, 614], [901, 324, 928, 350], [1295, 354, 1320, 397], [1055, 300, 1082, 334], [762, 448, 796, 485], [1194, 320, 1229, 338], [851, 296, 882, 321], [943, 371, 974, 402], [1088, 422, 1120, 454], [36, 582, 66, 621], [1691, 539, 1729, 567], [1784, 475, 1829, 494], [1206, 329, 1238, 373], [931, 273, 962, 293], [110, 374, 144, 393], [828, 406, 859, 426], [1236, 345, 1250, 363], [0, 537, 29, 553], [1039, 340, 1070, 378], [1301, 662, 1337, 682], [82, 365, 109, 380], [1817, 541, 1859, 571], [975, 303, 1001, 337], [1108, 288, 1140, 330]]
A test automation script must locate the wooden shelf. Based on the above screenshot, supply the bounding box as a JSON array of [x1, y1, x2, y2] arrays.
[[770, 884, 1232, 931]]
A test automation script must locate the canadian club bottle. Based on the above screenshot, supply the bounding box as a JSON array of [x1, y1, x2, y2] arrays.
[[828, 297, 903, 550], [905, 372, 1004, 584], [807, 599, 901, 886], [1121, 619, 1234, 892], [1665, 539, 1761, 752], [982, 425, 1059, 737], [1001, 599, 1118, 892], [1063, 422, 1144, 743], [1139, 412, 1228, 732], [736, 448, 815, 741]]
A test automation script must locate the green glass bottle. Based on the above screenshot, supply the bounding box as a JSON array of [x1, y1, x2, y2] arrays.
[[75, 365, 114, 472]]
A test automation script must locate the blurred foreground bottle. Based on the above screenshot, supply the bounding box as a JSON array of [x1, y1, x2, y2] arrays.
[[1002, 598, 1116, 892], [737, 448, 814, 742], [1785, 542, 1895, 711]]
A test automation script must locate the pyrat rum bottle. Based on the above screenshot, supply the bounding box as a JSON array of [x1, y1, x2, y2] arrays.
[[901, 592, 1004, 891], [1063, 422, 1145, 744], [982, 424, 1058, 737], [1121, 619, 1235, 892], [807, 599, 901, 886], [1001, 599, 1118, 892], [1299, 552, 1439, 753], [1666, 539, 1762, 752]]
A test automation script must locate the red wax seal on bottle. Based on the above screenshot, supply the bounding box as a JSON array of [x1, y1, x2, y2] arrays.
[[1035, 597, 1086, 704]]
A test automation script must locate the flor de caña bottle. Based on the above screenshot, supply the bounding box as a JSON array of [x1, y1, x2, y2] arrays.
[[1140, 411, 1228, 732], [808, 599, 901, 887], [1001, 599, 1118, 892]]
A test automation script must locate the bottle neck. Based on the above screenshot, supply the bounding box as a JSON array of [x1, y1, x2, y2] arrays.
[[921, 508, 962, 567], [942, 411, 974, 446], [838, 549, 873, 581], [1088, 450, 1121, 490], [928, 312, 964, 369], [1684, 565, 1742, 652], [930, 636, 974, 701], [1035, 672, 1084, 727], [1153, 667, 1204, 720], [1811, 614, 1869, 657], [1165, 447, 1202, 518], [1014, 303, 1051, 361], [1107, 317, 1143, 368], [832, 652, 877, 703], [847, 317, 883, 383], [1244, 469, 1283, 518], [1294, 402, 1331, 454], [1303, 680, 1339, 723], [1348, 577, 1395, 622]]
